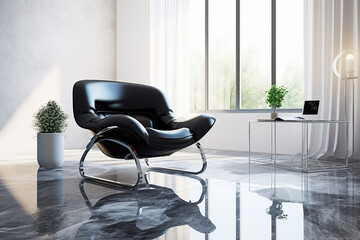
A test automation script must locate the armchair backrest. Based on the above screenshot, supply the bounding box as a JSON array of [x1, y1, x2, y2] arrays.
[[73, 80, 174, 129]]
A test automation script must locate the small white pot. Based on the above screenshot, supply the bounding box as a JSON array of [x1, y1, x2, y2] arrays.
[[37, 132, 64, 169], [271, 112, 278, 119]]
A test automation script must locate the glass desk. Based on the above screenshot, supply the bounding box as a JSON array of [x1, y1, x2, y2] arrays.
[[248, 119, 349, 172]]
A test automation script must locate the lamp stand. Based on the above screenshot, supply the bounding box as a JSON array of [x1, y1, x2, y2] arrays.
[[343, 74, 357, 157]]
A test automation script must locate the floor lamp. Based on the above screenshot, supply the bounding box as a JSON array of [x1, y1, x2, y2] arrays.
[[333, 51, 358, 156]]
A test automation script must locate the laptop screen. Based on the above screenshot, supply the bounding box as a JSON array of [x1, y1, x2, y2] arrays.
[[303, 100, 320, 115]]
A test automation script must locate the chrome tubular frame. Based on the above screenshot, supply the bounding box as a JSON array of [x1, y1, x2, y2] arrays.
[[145, 142, 207, 176], [79, 173, 207, 207], [79, 127, 144, 188]]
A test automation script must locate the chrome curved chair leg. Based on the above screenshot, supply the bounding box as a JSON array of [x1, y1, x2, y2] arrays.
[[146, 142, 207, 176], [79, 137, 144, 188]]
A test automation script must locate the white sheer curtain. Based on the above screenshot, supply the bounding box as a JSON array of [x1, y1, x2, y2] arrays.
[[305, 0, 360, 159], [150, 0, 190, 117]]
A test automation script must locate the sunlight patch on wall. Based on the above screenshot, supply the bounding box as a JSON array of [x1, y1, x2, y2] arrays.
[[0, 64, 61, 157]]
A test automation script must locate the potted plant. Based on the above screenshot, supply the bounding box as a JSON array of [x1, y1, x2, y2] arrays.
[[33, 100, 68, 168], [265, 85, 288, 119]]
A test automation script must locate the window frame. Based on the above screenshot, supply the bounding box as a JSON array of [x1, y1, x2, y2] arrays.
[[193, 0, 302, 113]]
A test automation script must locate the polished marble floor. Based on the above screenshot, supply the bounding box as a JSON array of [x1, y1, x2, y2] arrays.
[[0, 149, 359, 240]]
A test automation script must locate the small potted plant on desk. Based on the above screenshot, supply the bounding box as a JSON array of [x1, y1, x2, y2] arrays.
[[33, 100, 68, 168], [265, 85, 288, 119]]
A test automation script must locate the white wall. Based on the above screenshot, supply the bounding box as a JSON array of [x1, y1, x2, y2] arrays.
[[0, 0, 116, 155], [116, 0, 150, 85]]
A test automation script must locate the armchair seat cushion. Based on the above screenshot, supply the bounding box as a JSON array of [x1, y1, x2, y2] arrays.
[[146, 127, 194, 148]]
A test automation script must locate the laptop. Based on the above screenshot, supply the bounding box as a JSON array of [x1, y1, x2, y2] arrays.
[[299, 100, 320, 119], [274, 100, 320, 121]]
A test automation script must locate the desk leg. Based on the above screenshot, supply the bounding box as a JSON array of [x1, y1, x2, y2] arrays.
[[274, 122, 277, 165], [302, 123, 304, 165], [248, 121, 251, 162], [271, 122, 273, 161], [270, 122, 276, 164], [345, 121, 349, 167], [305, 122, 309, 172]]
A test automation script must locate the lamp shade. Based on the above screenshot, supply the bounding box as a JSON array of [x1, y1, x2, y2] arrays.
[[333, 51, 358, 78]]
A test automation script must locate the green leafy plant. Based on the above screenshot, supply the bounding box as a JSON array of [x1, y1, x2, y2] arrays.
[[266, 200, 288, 220], [265, 85, 288, 111], [33, 101, 68, 133]]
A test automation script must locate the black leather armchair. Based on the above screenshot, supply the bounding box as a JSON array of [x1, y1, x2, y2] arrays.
[[73, 80, 215, 187]]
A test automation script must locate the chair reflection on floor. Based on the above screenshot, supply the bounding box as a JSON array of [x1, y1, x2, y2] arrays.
[[76, 175, 215, 239]]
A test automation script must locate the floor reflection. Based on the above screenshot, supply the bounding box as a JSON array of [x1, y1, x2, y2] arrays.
[[206, 180, 304, 240], [76, 178, 215, 239], [249, 164, 359, 240], [0, 151, 360, 239], [35, 168, 65, 235]]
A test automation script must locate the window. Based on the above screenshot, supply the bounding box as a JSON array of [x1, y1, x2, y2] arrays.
[[276, 0, 304, 109], [240, 0, 271, 109], [190, 0, 304, 111], [189, 0, 206, 110], [208, 0, 236, 110]]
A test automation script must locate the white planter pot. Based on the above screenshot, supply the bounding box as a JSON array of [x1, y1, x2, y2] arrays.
[[37, 132, 64, 168], [271, 112, 278, 119]]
